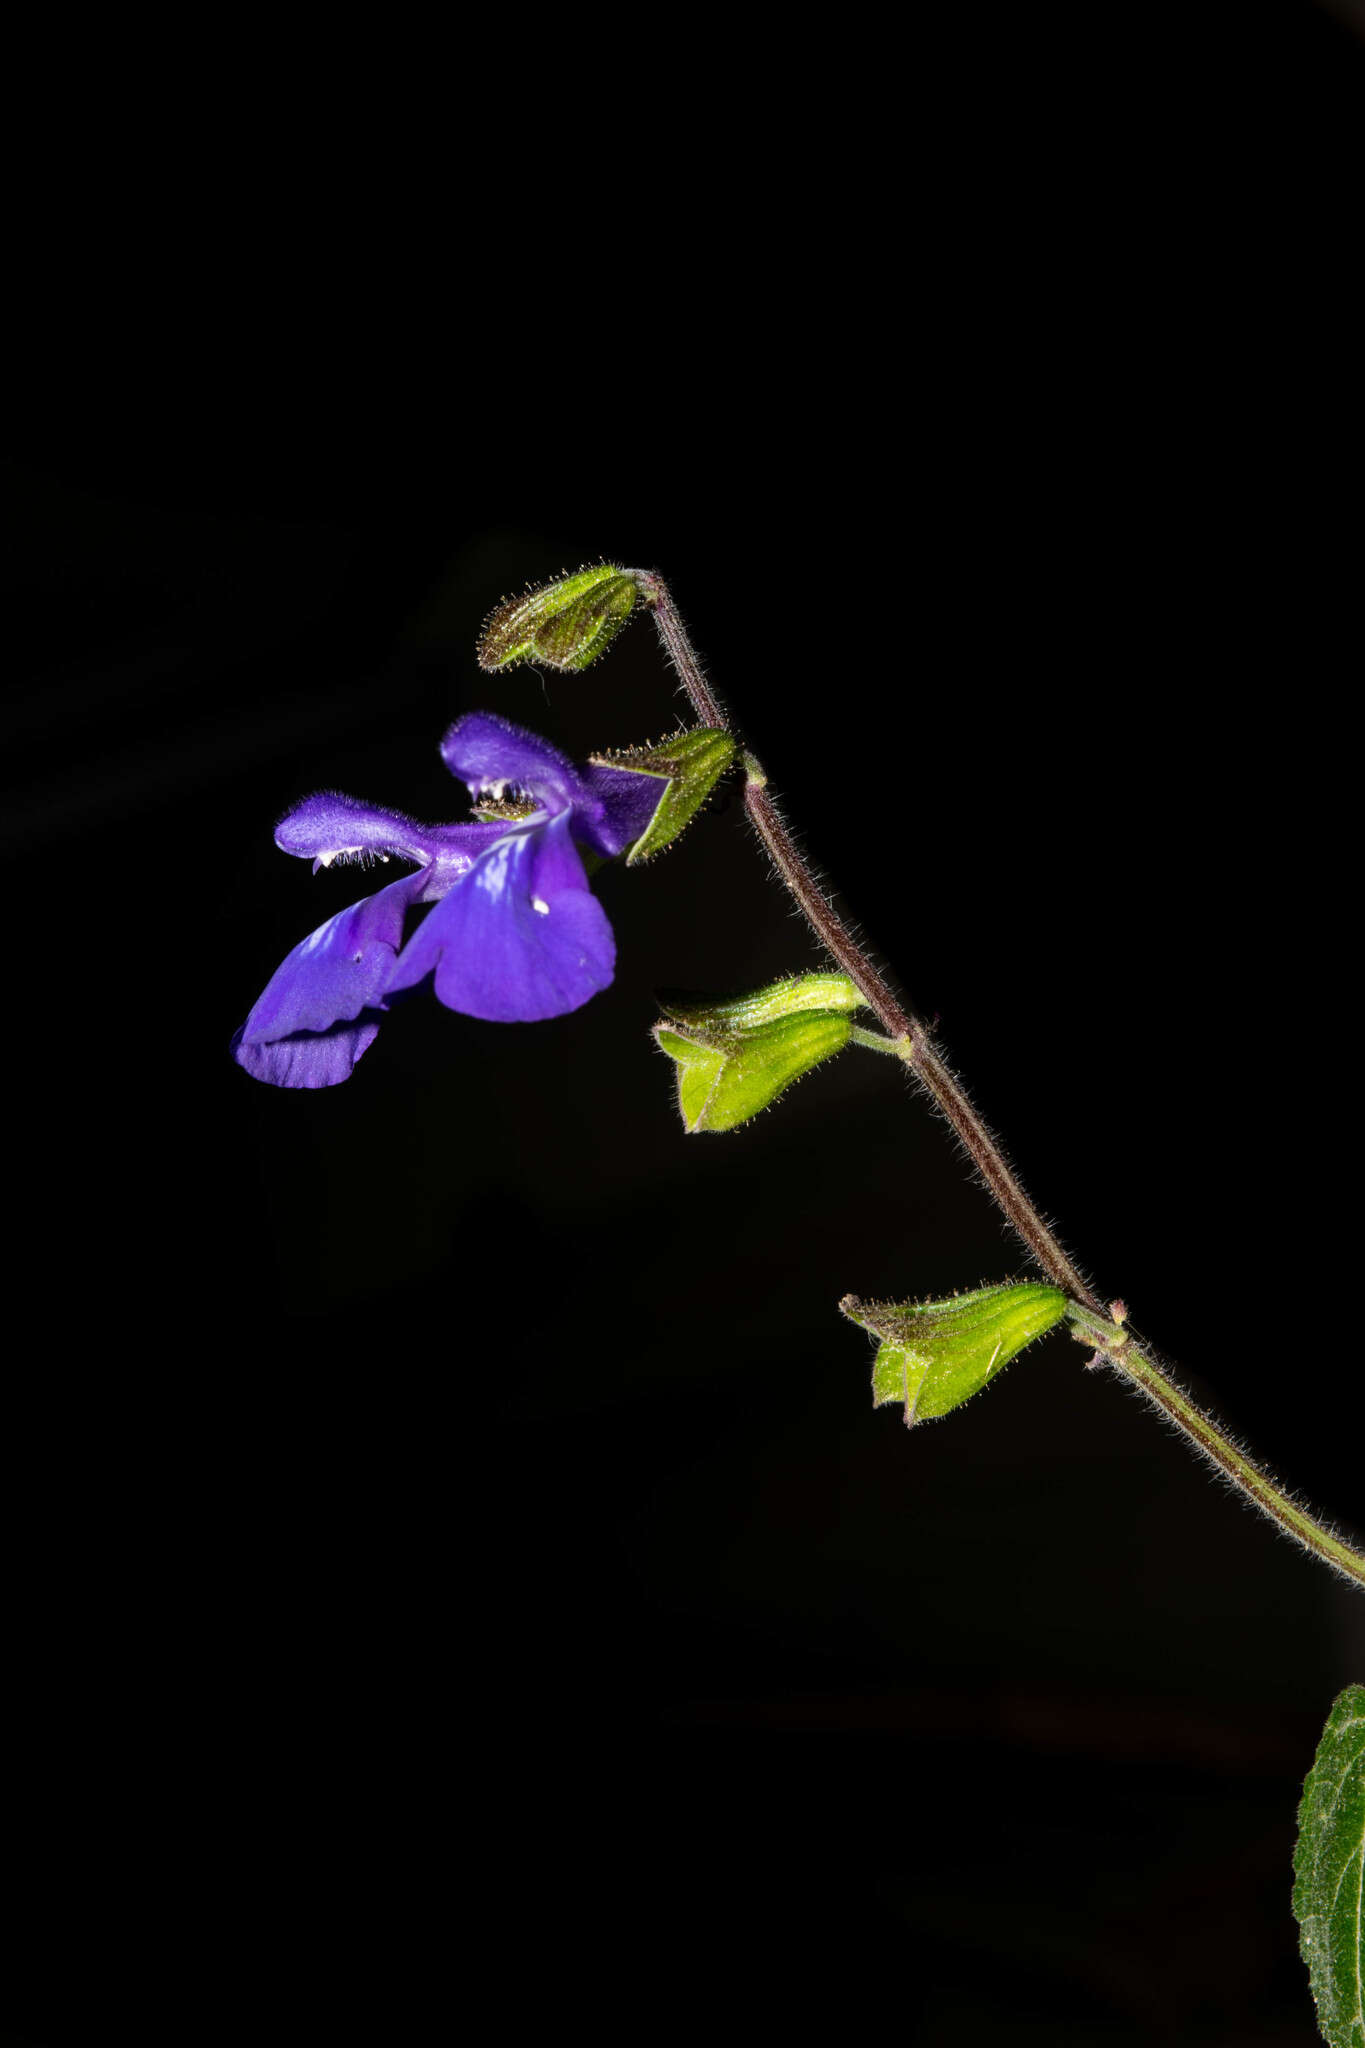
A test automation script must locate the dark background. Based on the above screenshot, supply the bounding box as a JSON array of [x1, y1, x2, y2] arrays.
[[4, 3, 1363, 2041]]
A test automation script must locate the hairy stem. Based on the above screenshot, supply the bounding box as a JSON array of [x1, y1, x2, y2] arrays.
[[1067, 1306, 1365, 1588], [637, 567, 1365, 1588], [636, 568, 1099, 1310]]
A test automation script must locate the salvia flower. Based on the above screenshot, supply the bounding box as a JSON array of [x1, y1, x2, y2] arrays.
[[232, 712, 661, 1088]]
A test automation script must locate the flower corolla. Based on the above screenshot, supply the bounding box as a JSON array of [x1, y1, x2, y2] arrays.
[[232, 712, 660, 1088]]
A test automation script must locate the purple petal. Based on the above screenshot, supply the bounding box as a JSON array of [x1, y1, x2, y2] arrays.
[[386, 812, 615, 1023], [576, 763, 666, 858], [231, 1019, 381, 1089], [275, 792, 506, 892], [275, 792, 446, 871], [441, 712, 592, 816], [233, 868, 426, 1087], [422, 821, 516, 889]]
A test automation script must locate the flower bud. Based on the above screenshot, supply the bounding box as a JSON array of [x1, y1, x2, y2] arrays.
[[840, 1281, 1067, 1426], [590, 727, 736, 864], [477, 566, 640, 673], [654, 1011, 853, 1133]]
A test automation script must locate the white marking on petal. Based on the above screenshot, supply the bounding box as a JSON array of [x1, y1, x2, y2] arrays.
[[300, 912, 344, 955], [475, 842, 514, 900], [532, 897, 550, 916]]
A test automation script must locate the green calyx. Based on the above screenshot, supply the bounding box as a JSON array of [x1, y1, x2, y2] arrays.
[[840, 1281, 1068, 1426], [654, 973, 865, 1132], [590, 727, 736, 864], [658, 971, 863, 1033], [477, 565, 641, 673], [654, 1010, 854, 1134]]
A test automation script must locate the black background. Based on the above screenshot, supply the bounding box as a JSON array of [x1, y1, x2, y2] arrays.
[[4, 4, 1363, 2041]]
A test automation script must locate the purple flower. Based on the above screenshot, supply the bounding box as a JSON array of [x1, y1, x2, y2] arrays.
[[233, 712, 661, 1088]]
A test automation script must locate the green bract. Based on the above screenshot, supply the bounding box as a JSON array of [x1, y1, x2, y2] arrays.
[[590, 727, 736, 864], [1293, 1684, 1365, 2048], [654, 1008, 854, 1133], [840, 1281, 1068, 1425], [477, 565, 640, 673]]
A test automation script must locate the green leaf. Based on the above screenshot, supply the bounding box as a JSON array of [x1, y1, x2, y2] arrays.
[[1294, 1684, 1365, 2047], [840, 1281, 1068, 1425], [653, 1011, 853, 1133], [589, 727, 736, 864], [477, 565, 641, 673]]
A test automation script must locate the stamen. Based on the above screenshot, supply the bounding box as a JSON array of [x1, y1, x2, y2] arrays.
[[471, 786, 539, 824], [314, 846, 391, 873]]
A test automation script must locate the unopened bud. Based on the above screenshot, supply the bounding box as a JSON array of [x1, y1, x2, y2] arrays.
[[478, 565, 641, 674], [589, 727, 736, 864], [840, 1281, 1067, 1426]]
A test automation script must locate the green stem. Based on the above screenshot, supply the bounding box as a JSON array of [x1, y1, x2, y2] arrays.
[[850, 1024, 908, 1056], [1066, 1306, 1365, 1588]]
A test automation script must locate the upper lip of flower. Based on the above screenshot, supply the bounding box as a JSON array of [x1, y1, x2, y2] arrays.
[[232, 711, 664, 1088]]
